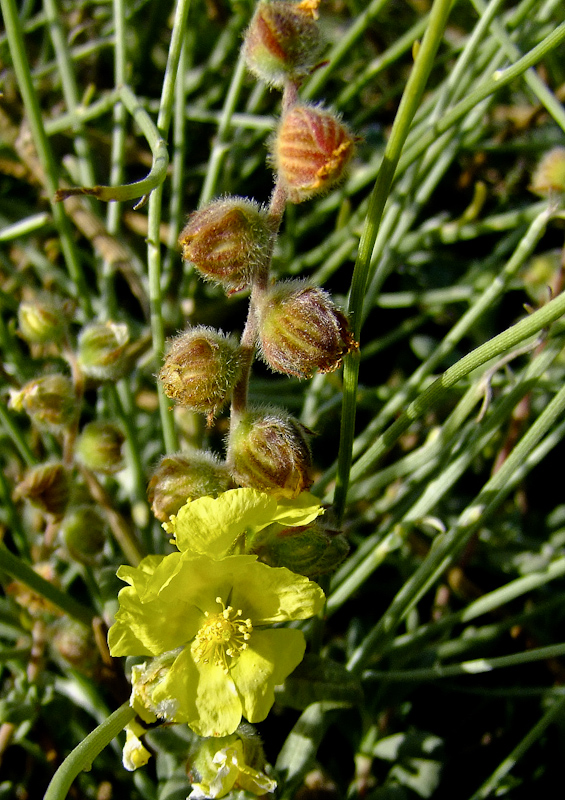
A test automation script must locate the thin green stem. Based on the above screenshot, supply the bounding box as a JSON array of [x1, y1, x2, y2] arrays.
[[334, 0, 455, 522], [43, 702, 135, 800]]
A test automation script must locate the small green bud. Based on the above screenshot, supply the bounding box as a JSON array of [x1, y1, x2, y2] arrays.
[[271, 103, 355, 203], [18, 296, 66, 344], [13, 462, 70, 517], [179, 197, 273, 294], [60, 505, 106, 564], [76, 421, 125, 474], [254, 521, 349, 577], [148, 450, 233, 522], [77, 321, 130, 381], [52, 618, 100, 675], [159, 327, 243, 422], [9, 374, 77, 431], [257, 279, 357, 378], [229, 408, 313, 499], [243, 0, 323, 89], [530, 147, 565, 196]]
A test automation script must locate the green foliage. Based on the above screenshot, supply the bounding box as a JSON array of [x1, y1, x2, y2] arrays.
[[1, 0, 565, 798]]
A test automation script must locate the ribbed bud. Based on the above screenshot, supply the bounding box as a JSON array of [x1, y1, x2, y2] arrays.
[[18, 297, 66, 344], [13, 462, 70, 517], [148, 450, 233, 522], [61, 505, 106, 564], [257, 280, 357, 378], [253, 522, 349, 577], [9, 374, 77, 431], [76, 421, 125, 474], [52, 619, 99, 674], [530, 147, 565, 196], [179, 198, 273, 294], [229, 408, 313, 499], [159, 327, 243, 422], [77, 321, 130, 381], [243, 0, 323, 88], [272, 104, 355, 202]]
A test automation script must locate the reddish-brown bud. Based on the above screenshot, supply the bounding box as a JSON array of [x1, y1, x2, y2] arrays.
[[159, 327, 243, 422], [272, 104, 354, 203], [257, 280, 357, 378], [243, 0, 323, 88], [9, 374, 77, 431], [147, 450, 233, 522], [179, 198, 273, 294], [530, 147, 565, 196], [13, 462, 70, 517], [77, 321, 130, 381], [228, 408, 313, 499], [76, 422, 125, 474]]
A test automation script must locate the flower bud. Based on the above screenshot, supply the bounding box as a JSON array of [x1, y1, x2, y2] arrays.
[[130, 650, 182, 724], [243, 0, 323, 89], [188, 727, 276, 799], [76, 421, 125, 474], [257, 280, 357, 378], [148, 450, 233, 522], [530, 147, 565, 196], [159, 327, 243, 422], [9, 374, 77, 431], [77, 321, 130, 381], [123, 722, 152, 772], [18, 296, 66, 344], [179, 198, 273, 294], [253, 521, 349, 577], [52, 618, 100, 675], [61, 505, 106, 564], [271, 104, 355, 202], [229, 408, 313, 499], [13, 462, 70, 517]]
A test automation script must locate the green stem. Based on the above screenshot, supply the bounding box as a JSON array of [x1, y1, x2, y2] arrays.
[[334, 0, 455, 522], [0, 543, 94, 627], [43, 702, 135, 800]]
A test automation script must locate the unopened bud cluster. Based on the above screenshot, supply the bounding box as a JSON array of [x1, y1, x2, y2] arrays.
[[151, 0, 354, 579]]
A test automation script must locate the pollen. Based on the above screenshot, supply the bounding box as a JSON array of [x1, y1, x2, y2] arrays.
[[192, 596, 253, 673]]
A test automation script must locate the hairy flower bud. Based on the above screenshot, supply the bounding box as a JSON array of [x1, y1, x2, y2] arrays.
[[530, 147, 565, 196], [52, 618, 100, 675], [77, 321, 130, 381], [257, 279, 357, 378], [159, 327, 243, 422], [13, 462, 70, 517], [18, 296, 66, 344], [61, 505, 106, 564], [271, 104, 355, 202], [9, 374, 77, 431], [253, 521, 349, 577], [243, 0, 323, 88], [229, 408, 313, 499], [76, 421, 125, 474], [179, 198, 273, 294], [148, 450, 233, 522]]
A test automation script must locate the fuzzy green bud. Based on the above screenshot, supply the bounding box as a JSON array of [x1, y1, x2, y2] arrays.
[[76, 421, 125, 474], [13, 462, 70, 517], [18, 296, 66, 344], [243, 0, 323, 89], [271, 103, 355, 203], [148, 450, 233, 522], [257, 279, 357, 378], [61, 505, 106, 564], [52, 618, 100, 675], [179, 198, 273, 294], [77, 321, 130, 381], [159, 327, 243, 422], [253, 521, 349, 577], [9, 374, 77, 431], [530, 147, 565, 196], [229, 408, 313, 499]]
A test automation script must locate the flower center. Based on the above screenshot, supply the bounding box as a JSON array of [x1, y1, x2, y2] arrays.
[[192, 597, 253, 673]]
